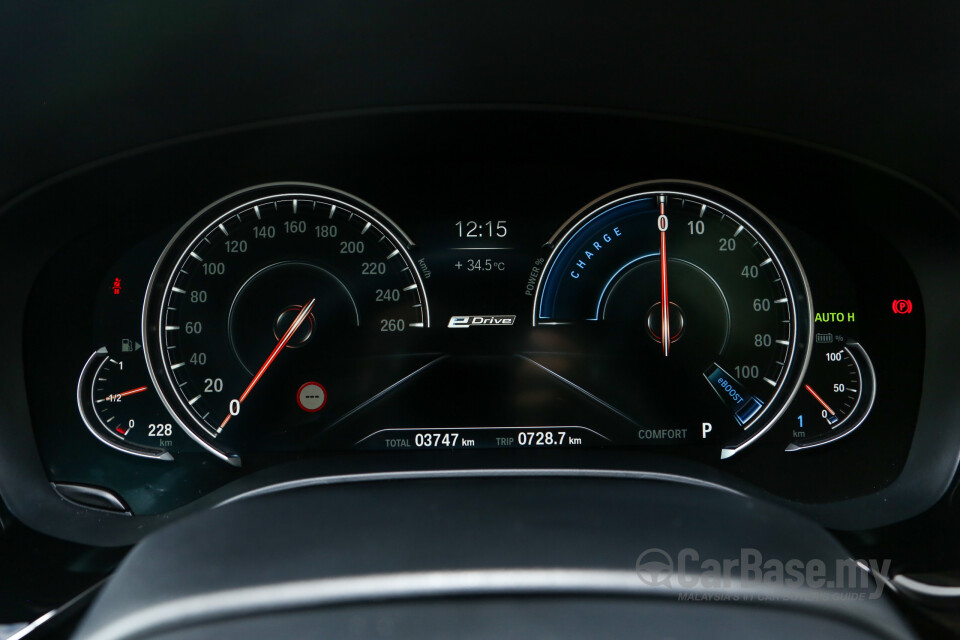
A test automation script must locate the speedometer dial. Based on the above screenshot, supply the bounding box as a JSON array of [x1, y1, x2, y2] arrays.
[[143, 184, 430, 464], [532, 181, 812, 458]]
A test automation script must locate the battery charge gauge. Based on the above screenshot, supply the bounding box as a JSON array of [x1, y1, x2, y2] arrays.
[[77, 346, 180, 460], [785, 339, 877, 451]]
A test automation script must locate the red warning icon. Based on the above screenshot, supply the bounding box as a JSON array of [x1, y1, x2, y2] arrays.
[[891, 299, 913, 315]]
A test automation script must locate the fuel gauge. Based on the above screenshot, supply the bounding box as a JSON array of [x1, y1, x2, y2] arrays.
[[77, 347, 177, 460], [785, 340, 876, 451]]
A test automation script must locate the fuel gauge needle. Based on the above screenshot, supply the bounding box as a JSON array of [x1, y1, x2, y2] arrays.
[[98, 386, 148, 403], [219, 298, 316, 431], [804, 384, 839, 425], [659, 201, 670, 357]]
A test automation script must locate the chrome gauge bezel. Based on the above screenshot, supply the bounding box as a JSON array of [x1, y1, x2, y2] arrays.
[[142, 183, 430, 465], [76, 347, 174, 461], [785, 341, 878, 452], [533, 180, 815, 458]]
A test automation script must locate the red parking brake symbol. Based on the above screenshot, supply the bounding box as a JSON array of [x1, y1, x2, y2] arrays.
[[892, 299, 912, 314]]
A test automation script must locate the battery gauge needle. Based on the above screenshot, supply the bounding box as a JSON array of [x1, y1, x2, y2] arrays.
[[804, 384, 839, 424], [219, 298, 316, 431], [659, 201, 670, 357]]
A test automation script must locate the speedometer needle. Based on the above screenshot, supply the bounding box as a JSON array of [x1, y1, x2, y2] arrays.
[[219, 298, 316, 431], [659, 201, 670, 357]]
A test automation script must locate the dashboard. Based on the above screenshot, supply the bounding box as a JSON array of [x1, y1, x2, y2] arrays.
[[3, 4, 960, 638], [4, 109, 950, 537]]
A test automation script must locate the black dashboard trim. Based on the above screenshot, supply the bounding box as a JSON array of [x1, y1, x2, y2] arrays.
[[214, 467, 748, 508]]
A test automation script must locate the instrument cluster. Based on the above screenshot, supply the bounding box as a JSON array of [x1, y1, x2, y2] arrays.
[[17, 111, 932, 521]]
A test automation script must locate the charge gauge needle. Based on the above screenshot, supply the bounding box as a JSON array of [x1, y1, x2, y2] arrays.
[[804, 384, 839, 425], [659, 200, 670, 357], [219, 298, 316, 431]]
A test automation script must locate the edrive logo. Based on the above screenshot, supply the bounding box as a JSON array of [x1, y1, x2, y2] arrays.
[[447, 315, 516, 328]]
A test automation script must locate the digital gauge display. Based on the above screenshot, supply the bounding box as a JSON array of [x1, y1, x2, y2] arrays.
[[530, 182, 813, 457], [19, 114, 928, 513], [143, 184, 432, 464], [137, 180, 816, 464]]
